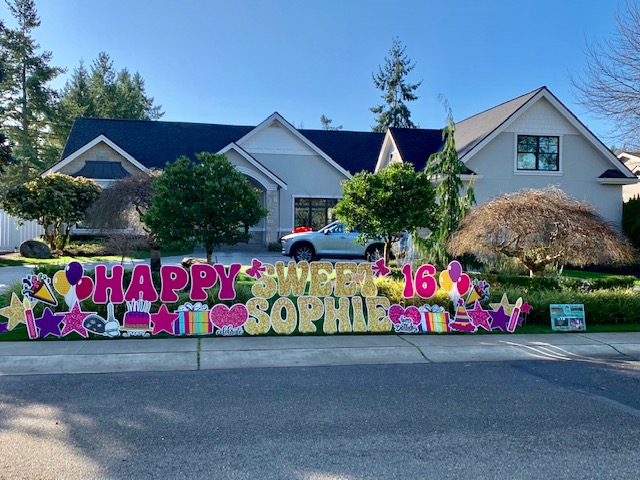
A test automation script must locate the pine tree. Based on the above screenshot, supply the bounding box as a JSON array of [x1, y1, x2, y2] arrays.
[[0, 0, 63, 170], [422, 113, 475, 266], [370, 37, 422, 132], [320, 114, 342, 131], [54, 52, 164, 145]]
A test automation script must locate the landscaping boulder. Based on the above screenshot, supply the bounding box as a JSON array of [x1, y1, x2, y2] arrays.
[[181, 257, 209, 268], [19, 240, 52, 259]]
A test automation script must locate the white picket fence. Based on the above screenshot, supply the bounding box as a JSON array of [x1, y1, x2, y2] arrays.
[[0, 209, 44, 251]]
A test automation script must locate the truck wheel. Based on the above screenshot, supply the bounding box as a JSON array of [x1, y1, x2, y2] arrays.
[[292, 244, 315, 262]]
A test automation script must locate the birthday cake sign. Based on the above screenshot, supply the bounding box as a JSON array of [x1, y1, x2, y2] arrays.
[[0, 260, 531, 339]]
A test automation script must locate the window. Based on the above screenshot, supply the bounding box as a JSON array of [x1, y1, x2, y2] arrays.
[[517, 135, 559, 171], [295, 198, 338, 230]]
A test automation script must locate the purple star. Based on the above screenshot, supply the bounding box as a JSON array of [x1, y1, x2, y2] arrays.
[[36, 307, 64, 338], [0, 321, 8, 334], [489, 305, 510, 332]]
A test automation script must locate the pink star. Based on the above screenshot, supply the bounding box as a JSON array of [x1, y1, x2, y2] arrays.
[[467, 300, 492, 331], [60, 302, 93, 338], [151, 304, 178, 335], [520, 302, 532, 314]]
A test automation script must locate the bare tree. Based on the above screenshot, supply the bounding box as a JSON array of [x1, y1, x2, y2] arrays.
[[85, 170, 162, 271], [571, 1, 640, 149], [447, 187, 633, 277]]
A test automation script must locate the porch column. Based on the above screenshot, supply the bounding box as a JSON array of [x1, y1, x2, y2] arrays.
[[264, 189, 280, 245]]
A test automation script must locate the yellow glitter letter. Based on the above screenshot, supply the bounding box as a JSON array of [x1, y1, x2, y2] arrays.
[[245, 298, 271, 335], [323, 297, 352, 334], [270, 297, 297, 335], [366, 296, 391, 332], [297, 296, 324, 334]]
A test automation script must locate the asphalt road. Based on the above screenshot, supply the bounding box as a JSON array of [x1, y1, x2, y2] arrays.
[[1, 359, 639, 479]]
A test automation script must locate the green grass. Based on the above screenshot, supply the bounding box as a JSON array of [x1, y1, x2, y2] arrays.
[[563, 269, 640, 286], [0, 249, 191, 267]]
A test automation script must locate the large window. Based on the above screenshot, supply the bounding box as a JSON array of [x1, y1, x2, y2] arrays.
[[517, 135, 559, 171], [295, 198, 338, 230]]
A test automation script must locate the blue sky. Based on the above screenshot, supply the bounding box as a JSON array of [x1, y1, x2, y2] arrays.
[[0, 0, 624, 142]]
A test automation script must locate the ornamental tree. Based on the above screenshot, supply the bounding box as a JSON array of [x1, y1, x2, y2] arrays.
[[335, 162, 437, 262], [85, 170, 162, 271], [421, 112, 475, 266], [143, 153, 268, 264], [447, 187, 634, 277], [2, 173, 101, 250]]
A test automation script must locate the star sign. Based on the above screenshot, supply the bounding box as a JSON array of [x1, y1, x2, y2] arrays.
[[489, 305, 510, 332], [151, 304, 179, 335], [489, 293, 516, 316], [520, 302, 532, 314], [467, 300, 492, 331], [0, 293, 26, 331], [60, 302, 93, 338], [35, 307, 64, 338]]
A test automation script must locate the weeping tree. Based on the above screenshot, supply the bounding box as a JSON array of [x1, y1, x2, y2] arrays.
[[85, 170, 161, 271], [417, 111, 475, 266], [447, 187, 633, 277]]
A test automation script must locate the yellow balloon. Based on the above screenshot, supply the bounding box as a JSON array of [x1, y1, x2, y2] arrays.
[[438, 270, 454, 292], [53, 270, 71, 295]]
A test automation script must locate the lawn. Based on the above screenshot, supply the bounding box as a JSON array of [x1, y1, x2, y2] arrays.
[[563, 269, 640, 286], [0, 249, 191, 267]]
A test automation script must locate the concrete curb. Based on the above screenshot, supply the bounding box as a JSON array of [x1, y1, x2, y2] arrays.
[[0, 333, 638, 376]]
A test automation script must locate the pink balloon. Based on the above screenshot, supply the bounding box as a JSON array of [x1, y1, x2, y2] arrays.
[[76, 276, 94, 301], [448, 261, 463, 283], [456, 273, 471, 296]]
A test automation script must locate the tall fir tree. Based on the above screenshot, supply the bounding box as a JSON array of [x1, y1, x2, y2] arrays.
[[420, 113, 475, 266], [54, 52, 163, 145], [0, 0, 63, 171], [370, 37, 422, 132]]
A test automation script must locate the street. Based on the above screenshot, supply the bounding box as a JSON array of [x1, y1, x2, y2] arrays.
[[1, 359, 639, 479]]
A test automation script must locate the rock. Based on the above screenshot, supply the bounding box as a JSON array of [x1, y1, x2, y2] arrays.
[[181, 257, 209, 268], [20, 240, 52, 259]]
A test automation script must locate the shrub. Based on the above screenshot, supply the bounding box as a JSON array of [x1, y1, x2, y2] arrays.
[[623, 195, 640, 250]]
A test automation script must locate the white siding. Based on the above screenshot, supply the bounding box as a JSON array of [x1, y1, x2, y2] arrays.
[[241, 123, 317, 155], [0, 210, 44, 250], [505, 98, 578, 136]]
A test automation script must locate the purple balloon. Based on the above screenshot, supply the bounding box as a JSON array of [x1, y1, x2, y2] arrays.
[[448, 261, 463, 283], [65, 261, 84, 286]]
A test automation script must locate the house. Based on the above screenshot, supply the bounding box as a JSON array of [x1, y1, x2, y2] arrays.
[[22, 85, 633, 253], [616, 152, 640, 200], [377, 86, 637, 227], [44, 113, 384, 245]]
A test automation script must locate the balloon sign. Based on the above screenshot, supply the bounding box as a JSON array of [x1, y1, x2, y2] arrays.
[[65, 261, 84, 286], [76, 276, 94, 301], [439, 261, 471, 304], [52, 270, 71, 295]]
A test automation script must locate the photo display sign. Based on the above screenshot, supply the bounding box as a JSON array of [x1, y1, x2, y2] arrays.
[[0, 259, 532, 340], [549, 304, 586, 332]]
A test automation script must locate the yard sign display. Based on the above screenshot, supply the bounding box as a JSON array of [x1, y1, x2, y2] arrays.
[[0, 259, 531, 339]]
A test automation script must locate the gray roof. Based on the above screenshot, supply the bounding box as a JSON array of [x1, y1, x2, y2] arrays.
[[454, 87, 544, 159], [72, 160, 130, 179], [61, 117, 384, 175]]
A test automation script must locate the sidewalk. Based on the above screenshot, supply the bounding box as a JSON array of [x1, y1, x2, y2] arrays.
[[1, 332, 639, 376]]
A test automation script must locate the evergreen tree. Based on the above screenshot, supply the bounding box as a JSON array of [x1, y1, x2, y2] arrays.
[[0, 0, 63, 170], [370, 37, 422, 132], [54, 52, 164, 145], [320, 114, 342, 131], [420, 112, 475, 266]]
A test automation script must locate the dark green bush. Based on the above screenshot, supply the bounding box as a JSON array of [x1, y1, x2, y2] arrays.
[[623, 195, 640, 250]]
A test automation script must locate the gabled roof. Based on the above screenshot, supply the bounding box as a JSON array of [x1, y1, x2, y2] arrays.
[[387, 127, 444, 171], [61, 118, 254, 170], [454, 87, 544, 159], [60, 117, 384, 175], [72, 160, 130, 179]]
